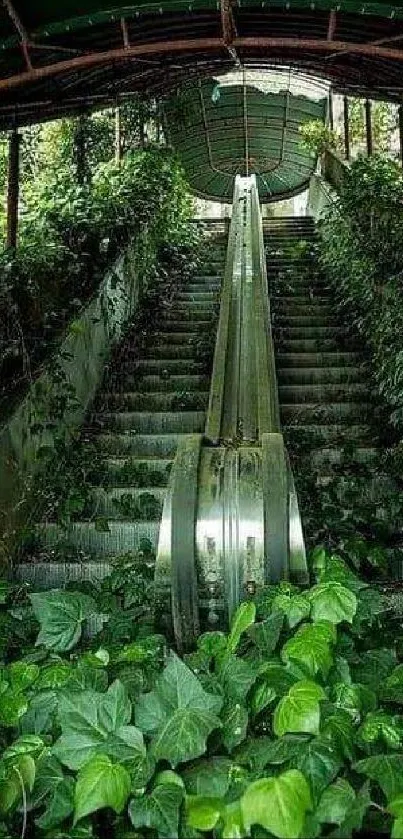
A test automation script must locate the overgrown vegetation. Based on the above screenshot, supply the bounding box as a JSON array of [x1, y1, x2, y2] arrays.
[[318, 155, 403, 439], [1, 548, 403, 837], [0, 101, 186, 416]]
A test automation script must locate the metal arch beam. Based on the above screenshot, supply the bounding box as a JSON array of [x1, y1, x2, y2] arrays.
[[1, 35, 403, 94], [2, 0, 32, 70]]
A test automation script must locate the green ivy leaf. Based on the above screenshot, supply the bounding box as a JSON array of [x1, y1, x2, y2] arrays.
[[354, 754, 403, 801], [218, 654, 258, 704], [36, 777, 75, 831], [331, 781, 371, 838], [53, 680, 147, 773], [30, 591, 97, 652], [74, 755, 131, 823], [241, 769, 312, 838], [221, 702, 248, 751], [353, 648, 396, 692], [308, 582, 357, 625], [186, 795, 223, 831], [281, 622, 335, 677], [382, 664, 403, 704], [248, 611, 284, 653], [250, 680, 276, 716], [227, 602, 256, 654], [257, 664, 298, 698], [320, 709, 355, 760], [181, 758, 232, 797], [222, 800, 245, 839], [273, 593, 311, 628], [388, 794, 403, 839], [129, 783, 184, 839], [0, 685, 28, 726], [315, 778, 356, 826], [294, 737, 342, 803], [9, 661, 40, 692], [274, 680, 326, 737], [135, 652, 222, 766]]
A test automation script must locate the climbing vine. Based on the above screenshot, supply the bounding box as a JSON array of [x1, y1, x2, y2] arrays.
[[1, 547, 403, 837]]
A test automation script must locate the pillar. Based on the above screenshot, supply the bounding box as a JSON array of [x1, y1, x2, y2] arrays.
[[343, 96, 350, 162], [365, 99, 373, 156], [6, 128, 20, 250]]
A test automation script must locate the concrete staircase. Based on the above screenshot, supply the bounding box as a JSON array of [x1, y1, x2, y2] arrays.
[[19, 231, 226, 587], [265, 216, 400, 559]]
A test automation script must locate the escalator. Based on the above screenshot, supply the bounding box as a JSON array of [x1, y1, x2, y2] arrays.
[[18, 178, 309, 649]]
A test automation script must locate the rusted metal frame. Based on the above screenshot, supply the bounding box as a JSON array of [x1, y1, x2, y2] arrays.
[[121, 18, 130, 48], [343, 95, 350, 161], [2, 0, 32, 70], [365, 98, 373, 155], [327, 10, 337, 41], [220, 0, 239, 65], [6, 127, 20, 250], [324, 30, 403, 62], [2, 36, 403, 94], [399, 105, 403, 167], [198, 79, 232, 178]]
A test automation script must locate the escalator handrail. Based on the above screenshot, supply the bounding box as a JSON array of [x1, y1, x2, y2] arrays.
[[205, 177, 243, 444]]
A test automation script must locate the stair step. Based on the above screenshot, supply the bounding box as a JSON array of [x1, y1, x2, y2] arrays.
[[121, 358, 206, 373], [275, 326, 344, 339], [16, 562, 112, 590], [176, 291, 219, 302], [281, 402, 371, 424], [275, 339, 351, 353], [41, 521, 160, 557], [92, 411, 206, 434], [95, 391, 209, 412], [277, 367, 364, 385], [274, 315, 338, 327], [154, 332, 207, 345], [101, 375, 210, 393], [142, 345, 202, 360], [278, 383, 368, 404], [99, 457, 172, 486], [187, 282, 221, 293], [276, 352, 362, 368], [284, 424, 374, 445], [309, 447, 378, 469], [164, 307, 218, 321], [274, 300, 331, 312], [158, 319, 213, 332], [94, 433, 185, 457], [86, 486, 166, 519]]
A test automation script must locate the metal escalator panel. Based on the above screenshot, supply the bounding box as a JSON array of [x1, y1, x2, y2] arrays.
[[155, 176, 308, 651]]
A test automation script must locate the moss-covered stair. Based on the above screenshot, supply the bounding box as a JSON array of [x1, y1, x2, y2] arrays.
[[265, 216, 402, 574], [18, 228, 226, 587]]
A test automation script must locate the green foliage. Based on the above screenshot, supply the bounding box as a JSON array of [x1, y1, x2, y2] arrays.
[[0, 548, 403, 837], [299, 120, 342, 157], [1, 140, 194, 412], [319, 154, 403, 434]]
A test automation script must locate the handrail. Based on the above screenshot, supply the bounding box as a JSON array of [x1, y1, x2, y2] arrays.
[[205, 174, 281, 444], [205, 176, 243, 443], [250, 178, 281, 436]]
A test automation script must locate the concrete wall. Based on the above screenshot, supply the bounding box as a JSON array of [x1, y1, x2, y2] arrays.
[[0, 227, 156, 564]]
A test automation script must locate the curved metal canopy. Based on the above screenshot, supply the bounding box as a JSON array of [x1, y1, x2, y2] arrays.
[[0, 1, 402, 128], [164, 78, 327, 202]]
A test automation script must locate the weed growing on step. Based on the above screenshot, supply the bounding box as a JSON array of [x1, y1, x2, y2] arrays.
[[1, 547, 403, 837]]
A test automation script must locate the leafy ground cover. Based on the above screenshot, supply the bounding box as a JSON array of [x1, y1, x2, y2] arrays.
[[1, 548, 403, 838]]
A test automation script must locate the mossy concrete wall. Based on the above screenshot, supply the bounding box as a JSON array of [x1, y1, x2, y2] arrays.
[[0, 228, 156, 565]]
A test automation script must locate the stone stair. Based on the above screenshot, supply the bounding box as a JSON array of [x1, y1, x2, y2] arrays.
[[265, 215, 401, 560], [19, 232, 225, 587]]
